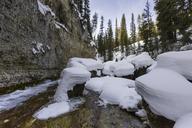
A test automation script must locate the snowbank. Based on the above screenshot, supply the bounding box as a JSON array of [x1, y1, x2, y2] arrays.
[[131, 52, 153, 69], [54, 67, 91, 102], [34, 97, 85, 120], [34, 101, 70, 120], [125, 55, 136, 62], [85, 77, 141, 110], [156, 50, 192, 80], [102, 61, 115, 76], [180, 44, 192, 51], [110, 60, 135, 77], [68, 58, 103, 71], [174, 113, 192, 128], [0, 80, 57, 112], [147, 61, 157, 72], [136, 68, 192, 121]]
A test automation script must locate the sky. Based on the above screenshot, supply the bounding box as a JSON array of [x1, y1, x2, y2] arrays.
[[90, 0, 156, 35]]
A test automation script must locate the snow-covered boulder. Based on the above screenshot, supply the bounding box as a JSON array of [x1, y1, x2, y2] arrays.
[[110, 60, 135, 77], [54, 67, 91, 102], [102, 61, 115, 76], [85, 77, 141, 110], [131, 52, 153, 69], [125, 55, 136, 62], [136, 68, 192, 121], [174, 113, 192, 128], [147, 61, 157, 72], [156, 50, 192, 80], [67, 57, 103, 71]]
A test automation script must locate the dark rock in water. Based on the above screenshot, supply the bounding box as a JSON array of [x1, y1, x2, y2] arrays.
[[0, 0, 95, 87], [134, 67, 148, 79], [143, 101, 174, 128], [67, 84, 85, 98], [122, 75, 134, 80]]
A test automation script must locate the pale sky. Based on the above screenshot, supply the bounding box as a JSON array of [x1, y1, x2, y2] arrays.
[[90, 0, 156, 35]]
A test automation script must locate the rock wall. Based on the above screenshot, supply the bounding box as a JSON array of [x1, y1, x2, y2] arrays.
[[0, 0, 95, 87]]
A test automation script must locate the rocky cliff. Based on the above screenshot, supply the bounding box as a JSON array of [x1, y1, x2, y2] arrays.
[[0, 0, 95, 87]]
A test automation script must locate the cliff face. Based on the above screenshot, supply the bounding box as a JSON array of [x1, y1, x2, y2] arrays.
[[0, 0, 94, 87]]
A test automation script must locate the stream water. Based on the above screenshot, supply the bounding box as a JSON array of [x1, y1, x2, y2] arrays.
[[0, 81, 174, 128]]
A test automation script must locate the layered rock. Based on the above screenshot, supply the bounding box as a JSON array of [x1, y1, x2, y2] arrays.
[[0, 0, 94, 87]]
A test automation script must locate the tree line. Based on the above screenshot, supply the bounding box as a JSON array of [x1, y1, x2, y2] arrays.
[[75, 0, 192, 61]]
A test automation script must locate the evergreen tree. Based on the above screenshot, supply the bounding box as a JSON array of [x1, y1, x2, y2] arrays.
[[137, 14, 142, 41], [141, 0, 155, 55], [91, 12, 98, 39], [120, 14, 128, 55], [115, 18, 119, 51], [130, 13, 136, 53], [83, 0, 92, 39], [97, 16, 104, 57], [155, 0, 177, 51], [107, 20, 114, 61]]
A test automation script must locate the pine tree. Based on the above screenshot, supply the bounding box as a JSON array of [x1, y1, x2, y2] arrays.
[[115, 18, 119, 51], [97, 16, 104, 57], [141, 0, 155, 55], [130, 13, 136, 53], [83, 0, 92, 39], [91, 12, 98, 38], [120, 14, 128, 55], [137, 14, 142, 41], [107, 20, 114, 61], [155, 0, 177, 51]]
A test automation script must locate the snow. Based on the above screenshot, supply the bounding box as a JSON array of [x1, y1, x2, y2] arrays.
[[147, 61, 157, 72], [131, 52, 153, 69], [37, 0, 55, 17], [113, 51, 124, 61], [125, 55, 136, 62], [0, 80, 57, 112], [110, 60, 135, 77], [34, 97, 85, 120], [136, 68, 192, 121], [135, 109, 147, 118], [156, 50, 192, 80], [68, 58, 103, 71], [34, 101, 70, 120], [54, 21, 68, 32], [85, 77, 141, 110], [174, 113, 192, 128], [102, 61, 115, 76], [90, 41, 96, 47], [180, 44, 192, 51], [54, 67, 91, 102]]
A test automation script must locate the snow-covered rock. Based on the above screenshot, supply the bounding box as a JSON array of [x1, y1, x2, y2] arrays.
[[85, 77, 141, 110], [147, 61, 157, 72], [174, 113, 192, 128], [131, 52, 153, 69], [54, 67, 91, 102], [156, 50, 192, 80], [102, 61, 115, 76], [34, 101, 70, 120], [136, 68, 192, 121], [110, 60, 135, 77], [125, 55, 136, 62], [68, 58, 103, 71], [34, 97, 85, 120]]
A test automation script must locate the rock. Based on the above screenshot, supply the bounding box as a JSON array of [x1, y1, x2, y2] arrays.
[[0, 0, 94, 87]]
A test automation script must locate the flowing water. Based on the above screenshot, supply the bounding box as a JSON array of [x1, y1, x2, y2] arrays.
[[0, 81, 174, 128]]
